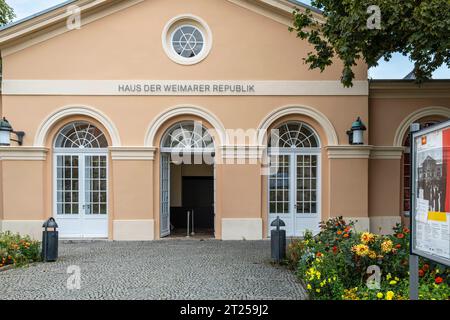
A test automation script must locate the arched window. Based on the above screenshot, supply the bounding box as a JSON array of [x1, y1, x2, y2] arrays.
[[269, 122, 319, 148], [54, 122, 108, 149], [267, 121, 321, 237], [161, 121, 214, 150]]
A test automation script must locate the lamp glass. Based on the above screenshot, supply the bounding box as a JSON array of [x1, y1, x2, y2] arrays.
[[0, 130, 11, 146], [353, 130, 364, 144]]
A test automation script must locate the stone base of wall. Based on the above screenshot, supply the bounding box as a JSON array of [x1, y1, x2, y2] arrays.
[[370, 216, 402, 235], [221, 218, 262, 240], [345, 217, 370, 232], [0, 220, 44, 240], [113, 219, 154, 240]]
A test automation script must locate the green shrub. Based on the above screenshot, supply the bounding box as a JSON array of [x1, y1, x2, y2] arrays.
[[0, 231, 41, 267]]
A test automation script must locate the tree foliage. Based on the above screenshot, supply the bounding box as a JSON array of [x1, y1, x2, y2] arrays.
[[290, 0, 450, 87], [0, 0, 14, 26]]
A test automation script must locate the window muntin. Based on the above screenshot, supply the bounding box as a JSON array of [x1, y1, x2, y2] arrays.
[[269, 122, 319, 148], [269, 155, 290, 214], [54, 122, 108, 149], [171, 25, 204, 58], [161, 122, 214, 150]]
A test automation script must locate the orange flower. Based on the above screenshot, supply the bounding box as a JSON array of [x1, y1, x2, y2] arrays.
[[316, 252, 323, 258], [435, 277, 443, 284], [403, 227, 410, 234], [423, 264, 430, 271], [418, 269, 424, 277], [337, 230, 342, 235], [396, 233, 405, 239], [344, 226, 351, 233], [343, 234, 349, 238]]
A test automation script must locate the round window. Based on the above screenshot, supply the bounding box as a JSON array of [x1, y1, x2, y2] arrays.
[[162, 15, 212, 65], [171, 25, 204, 58]]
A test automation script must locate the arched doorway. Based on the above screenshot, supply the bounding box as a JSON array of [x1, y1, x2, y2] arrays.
[[267, 121, 321, 236], [159, 121, 215, 238], [53, 121, 109, 238]]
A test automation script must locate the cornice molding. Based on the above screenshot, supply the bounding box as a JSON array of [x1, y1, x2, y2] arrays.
[[109, 147, 156, 160], [370, 146, 405, 160], [221, 145, 265, 159], [326, 145, 372, 159], [369, 80, 450, 99], [0, 147, 49, 160]]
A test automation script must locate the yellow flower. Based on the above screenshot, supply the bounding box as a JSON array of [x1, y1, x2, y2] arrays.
[[386, 291, 395, 300], [307, 284, 312, 290], [386, 273, 392, 280], [316, 289, 321, 293], [389, 280, 397, 285], [333, 276, 337, 281], [368, 251, 377, 259], [381, 240, 393, 253], [377, 292, 384, 299], [360, 232, 375, 244], [352, 244, 370, 256]]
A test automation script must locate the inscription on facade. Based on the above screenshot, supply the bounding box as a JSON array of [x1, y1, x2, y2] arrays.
[[117, 83, 256, 94]]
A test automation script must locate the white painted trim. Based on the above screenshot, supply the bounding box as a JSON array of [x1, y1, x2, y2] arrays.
[[109, 147, 156, 160], [326, 145, 372, 159], [221, 218, 263, 240], [1, 80, 369, 96], [34, 105, 121, 147], [393, 106, 450, 147], [0, 220, 44, 240], [0, 147, 48, 160], [161, 14, 213, 66], [369, 216, 401, 235], [258, 105, 339, 146], [144, 105, 226, 147], [113, 219, 154, 240], [370, 146, 404, 160]]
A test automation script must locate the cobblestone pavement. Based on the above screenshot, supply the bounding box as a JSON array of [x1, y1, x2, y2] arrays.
[[0, 240, 307, 300]]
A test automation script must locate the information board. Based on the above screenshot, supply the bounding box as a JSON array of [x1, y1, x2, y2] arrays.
[[411, 120, 450, 266]]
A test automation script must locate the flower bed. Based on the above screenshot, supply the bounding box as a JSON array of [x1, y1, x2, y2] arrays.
[[287, 217, 450, 300], [0, 231, 41, 268]]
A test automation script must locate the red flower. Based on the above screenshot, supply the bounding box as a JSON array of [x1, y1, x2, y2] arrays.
[[316, 252, 323, 258], [395, 244, 401, 249], [418, 269, 424, 277], [435, 277, 443, 284], [332, 246, 338, 253], [423, 264, 430, 271], [396, 233, 405, 239], [403, 227, 410, 234]]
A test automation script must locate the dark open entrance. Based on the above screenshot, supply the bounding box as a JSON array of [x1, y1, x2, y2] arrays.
[[169, 163, 214, 238]]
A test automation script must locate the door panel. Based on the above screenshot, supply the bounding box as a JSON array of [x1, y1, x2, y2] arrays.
[[268, 153, 321, 237], [160, 153, 170, 237], [54, 153, 108, 238]]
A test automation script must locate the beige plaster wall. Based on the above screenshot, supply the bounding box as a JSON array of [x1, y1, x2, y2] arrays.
[[329, 158, 368, 218], [1, 160, 46, 220], [368, 159, 401, 217], [2, 0, 367, 81], [112, 160, 153, 220]]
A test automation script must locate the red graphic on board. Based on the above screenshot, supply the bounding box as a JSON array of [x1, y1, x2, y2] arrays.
[[444, 128, 450, 212]]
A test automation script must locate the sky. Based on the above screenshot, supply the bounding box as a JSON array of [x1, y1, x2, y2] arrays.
[[5, 0, 449, 79]]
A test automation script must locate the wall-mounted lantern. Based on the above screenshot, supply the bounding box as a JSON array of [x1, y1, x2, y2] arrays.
[[0, 117, 25, 146], [346, 117, 367, 145]]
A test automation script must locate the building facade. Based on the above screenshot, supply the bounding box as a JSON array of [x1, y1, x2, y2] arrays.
[[0, 0, 448, 240]]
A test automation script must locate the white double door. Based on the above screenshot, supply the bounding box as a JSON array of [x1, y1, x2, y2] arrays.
[[268, 152, 321, 237], [54, 152, 108, 238]]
